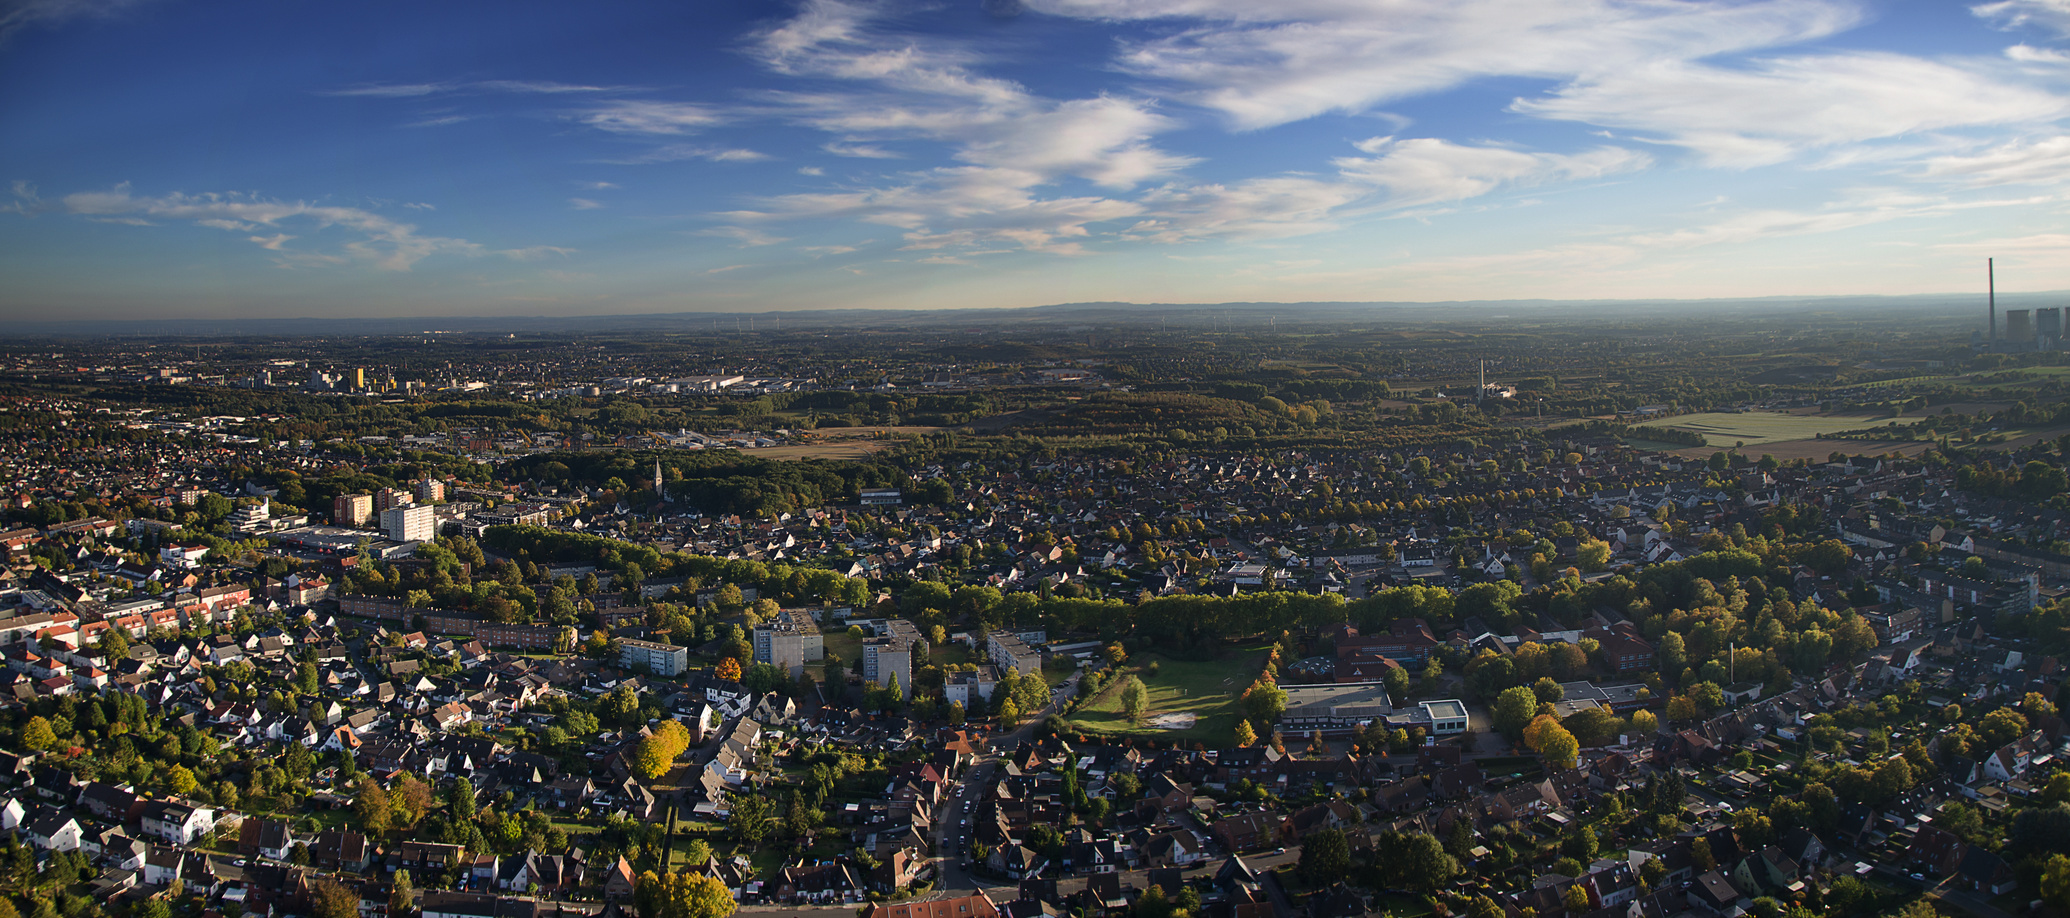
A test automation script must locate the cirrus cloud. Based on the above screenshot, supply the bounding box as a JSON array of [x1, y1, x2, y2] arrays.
[[60, 183, 567, 270]]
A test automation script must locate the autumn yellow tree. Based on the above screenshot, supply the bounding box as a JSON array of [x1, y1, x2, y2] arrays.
[[635, 870, 736, 918], [715, 657, 742, 682], [635, 720, 693, 779]]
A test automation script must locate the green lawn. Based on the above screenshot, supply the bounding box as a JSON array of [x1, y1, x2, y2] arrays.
[[931, 644, 973, 667], [1656, 411, 1869, 445], [821, 627, 864, 669], [1065, 645, 1266, 743]]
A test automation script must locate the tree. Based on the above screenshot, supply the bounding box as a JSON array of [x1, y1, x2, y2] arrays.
[[1629, 709, 1659, 736], [355, 781, 393, 834], [998, 698, 1022, 726], [1493, 686, 1538, 742], [1234, 719, 1257, 748], [714, 657, 742, 682], [1297, 828, 1351, 885], [2044, 854, 2070, 911], [635, 721, 692, 780], [1242, 678, 1287, 731], [1537, 723, 1580, 770], [166, 765, 198, 796], [635, 870, 736, 918], [1563, 884, 1592, 913], [391, 869, 416, 917], [97, 629, 129, 662], [392, 774, 434, 828], [729, 793, 774, 845], [310, 879, 360, 918], [19, 717, 55, 752], [1372, 831, 1458, 893], [1576, 539, 1612, 574], [1121, 676, 1149, 725]]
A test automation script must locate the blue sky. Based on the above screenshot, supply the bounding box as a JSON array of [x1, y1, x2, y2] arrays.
[[5, 0, 2070, 319]]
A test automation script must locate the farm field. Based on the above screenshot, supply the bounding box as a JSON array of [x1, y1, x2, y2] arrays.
[[1655, 411, 1875, 446], [1065, 645, 1267, 743]]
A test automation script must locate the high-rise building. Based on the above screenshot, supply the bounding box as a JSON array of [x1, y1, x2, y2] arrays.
[[374, 487, 411, 513], [333, 493, 373, 527], [380, 504, 435, 542], [351, 368, 366, 390], [415, 478, 445, 504], [863, 619, 927, 694], [752, 609, 825, 679]]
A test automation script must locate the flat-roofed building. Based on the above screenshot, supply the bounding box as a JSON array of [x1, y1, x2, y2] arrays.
[[1417, 699, 1470, 735], [619, 638, 689, 677], [863, 619, 926, 693], [333, 493, 373, 527], [1280, 682, 1394, 728], [987, 631, 1040, 676], [753, 609, 824, 680]]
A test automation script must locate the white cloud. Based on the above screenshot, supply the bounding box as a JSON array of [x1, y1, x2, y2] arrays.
[[1512, 53, 2068, 167], [699, 226, 789, 246], [2007, 43, 2070, 63], [402, 202, 436, 210], [596, 145, 768, 165], [575, 101, 722, 135], [327, 80, 631, 98], [802, 244, 858, 255], [1976, 0, 2070, 36], [1621, 187, 2054, 249], [798, 166, 826, 176], [1938, 231, 2070, 252], [822, 142, 902, 159], [1124, 176, 1368, 244], [1028, 0, 1863, 130], [569, 198, 604, 210], [404, 114, 472, 128], [1, 0, 151, 42], [1334, 137, 1649, 208], [580, 181, 619, 190], [917, 255, 971, 264], [60, 183, 563, 270], [329, 83, 447, 98], [1920, 135, 2070, 186], [756, 1, 1195, 191], [3, 181, 41, 216], [704, 264, 750, 275]]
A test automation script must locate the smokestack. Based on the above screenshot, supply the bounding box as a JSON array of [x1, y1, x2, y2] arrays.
[[1990, 257, 1997, 343]]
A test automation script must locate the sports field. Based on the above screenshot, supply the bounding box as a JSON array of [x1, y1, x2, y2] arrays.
[[1066, 646, 1266, 742], [1656, 411, 1866, 445]]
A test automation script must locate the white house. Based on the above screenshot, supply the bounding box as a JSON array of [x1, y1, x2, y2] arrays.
[[26, 808, 82, 852], [141, 801, 216, 846]]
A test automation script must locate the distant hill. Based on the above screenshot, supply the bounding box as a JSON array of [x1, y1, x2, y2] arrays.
[[1, 290, 2057, 337]]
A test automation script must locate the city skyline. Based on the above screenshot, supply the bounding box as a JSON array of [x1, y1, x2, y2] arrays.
[[6, 0, 2070, 319]]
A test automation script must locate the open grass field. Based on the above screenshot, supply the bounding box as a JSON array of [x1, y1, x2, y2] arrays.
[[1065, 644, 1267, 743], [743, 425, 942, 461], [1656, 410, 1876, 445], [820, 627, 863, 669]]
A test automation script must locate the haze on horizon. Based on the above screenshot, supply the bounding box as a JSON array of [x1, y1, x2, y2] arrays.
[[5, 0, 2070, 321]]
